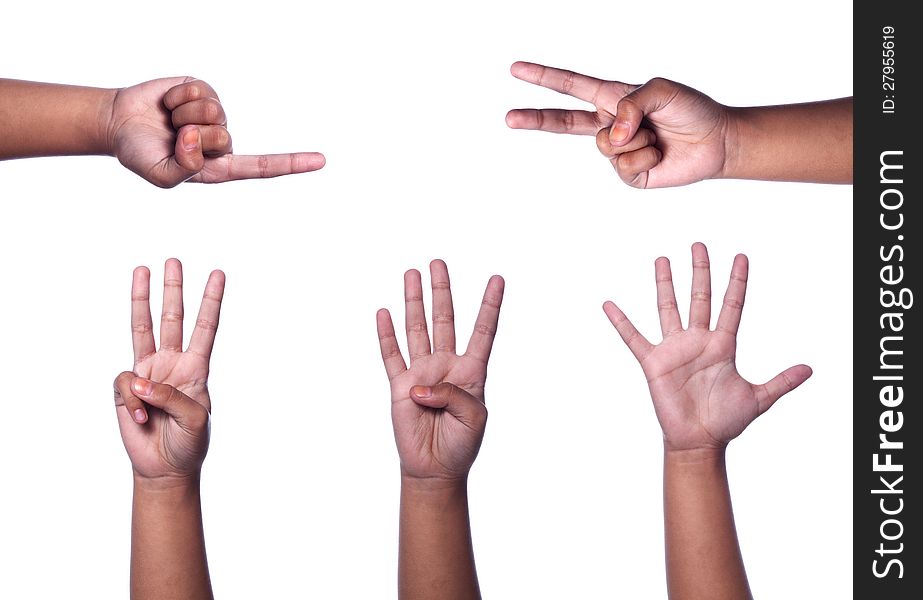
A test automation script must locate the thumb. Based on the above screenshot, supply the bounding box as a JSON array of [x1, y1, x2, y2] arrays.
[[130, 377, 210, 432], [754, 364, 813, 415], [409, 383, 488, 429], [147, 125, 204, 188], [609, 77, 677, 146]]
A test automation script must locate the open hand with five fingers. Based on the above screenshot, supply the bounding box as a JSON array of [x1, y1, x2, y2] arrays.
[[108, 77, 326, 187], [377, 260, 505, 483], [602, 243, 812, 452], [113, 258, 225, 481]]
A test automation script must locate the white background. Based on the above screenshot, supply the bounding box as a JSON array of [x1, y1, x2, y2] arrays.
[[0, 1, 852, 598]]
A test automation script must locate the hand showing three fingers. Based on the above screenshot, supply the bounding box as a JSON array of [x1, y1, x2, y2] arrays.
[[113, 259, 225, 481], [108, 77, 326, 188], [507, 62, 731, 189], [603, 243, 812, 451], [377, 260, 505, 482]]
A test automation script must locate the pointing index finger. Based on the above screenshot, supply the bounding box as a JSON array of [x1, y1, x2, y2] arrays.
[[190, 152, 326, 183]]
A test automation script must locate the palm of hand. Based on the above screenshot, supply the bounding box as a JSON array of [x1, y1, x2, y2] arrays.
[[389, 354, 486, 480], [119, 350, 211, 479], [641, 330, 757, 451], [109, 77, 191, 184], [605, 245, 812, 453]]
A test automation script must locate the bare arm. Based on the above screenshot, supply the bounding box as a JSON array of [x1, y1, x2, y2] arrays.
[[400, 477, 479, 599], [724, 98, 853, 183], [0, 79, 113, 158], [663, 449, 749, 600], [131, 476, 213, 600]]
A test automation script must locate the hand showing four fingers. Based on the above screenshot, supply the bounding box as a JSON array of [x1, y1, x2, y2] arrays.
[[507, 61, 731, 189], [108, 77, 326, 188], [377, 260, 505, 482], [113, 259, 225, 481], [603, 243, 812, 451]]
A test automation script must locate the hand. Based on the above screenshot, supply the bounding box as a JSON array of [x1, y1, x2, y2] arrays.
[[603, 243, 812, 451], [377, 260, 504, 482], [506, 61, 732, 189], [113, 258, 225, 481], [107, 77, 325, 187]]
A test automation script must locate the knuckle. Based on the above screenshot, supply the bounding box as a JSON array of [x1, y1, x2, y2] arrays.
[[722, 297, 744, 310], [473, 322, 496, 336], [204, 99, 223, 122], [560, 70, 575, 93], [195, 318, 219, 332], [161, 310, 184, 322], [481, 295, 502, 309], [131, 321, 153, 334], [406, 322, 428, 333]]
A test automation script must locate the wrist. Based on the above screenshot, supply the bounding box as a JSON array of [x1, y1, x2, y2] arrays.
[[95, 87, 119, 156], [401, 473, 468, 494], [664, 445, 727, 467], [133, 471, 201, 495], [716, 106, 745, 180]]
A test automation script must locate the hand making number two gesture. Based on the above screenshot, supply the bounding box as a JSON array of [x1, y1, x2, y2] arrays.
[[377, 260, 505, 483], [113, 258, 225, 481], [109, 78, 326, 187], [603, 243, 812, 452], [507, 61, 853, 187], [507, 62, 729, 189]]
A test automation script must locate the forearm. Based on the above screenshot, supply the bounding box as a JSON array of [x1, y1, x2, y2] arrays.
[[399, 476, 480, 600], [722, 97, 853, 183], [131, 475, 213, 600], [663, 448, 751, 600], [0, 79, 115, 159]]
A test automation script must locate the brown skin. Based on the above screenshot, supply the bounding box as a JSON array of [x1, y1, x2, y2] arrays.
[[377, 260, 505, 600], [506, 61, 852, 188], [603, 243, 812, 599], [0, 78, 325, 187], [112, 259, 226, 600]]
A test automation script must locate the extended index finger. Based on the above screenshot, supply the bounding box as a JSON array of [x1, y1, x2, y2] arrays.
[[190, 152, 326, 183], [510, 61, 606, 103]]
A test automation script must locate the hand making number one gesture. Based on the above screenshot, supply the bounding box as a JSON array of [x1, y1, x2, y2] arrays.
[[377, 260, 505, 483], [603, 243, 812, 452], [110, 78, 326, 187]]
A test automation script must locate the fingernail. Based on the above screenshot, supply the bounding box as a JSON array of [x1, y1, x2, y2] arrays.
[[132, 378, 153, 397], [610, 121, 630, 143], [411, 385, 432, 399], [133, 408, 147, 423], [182, 128, 199, 150]]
